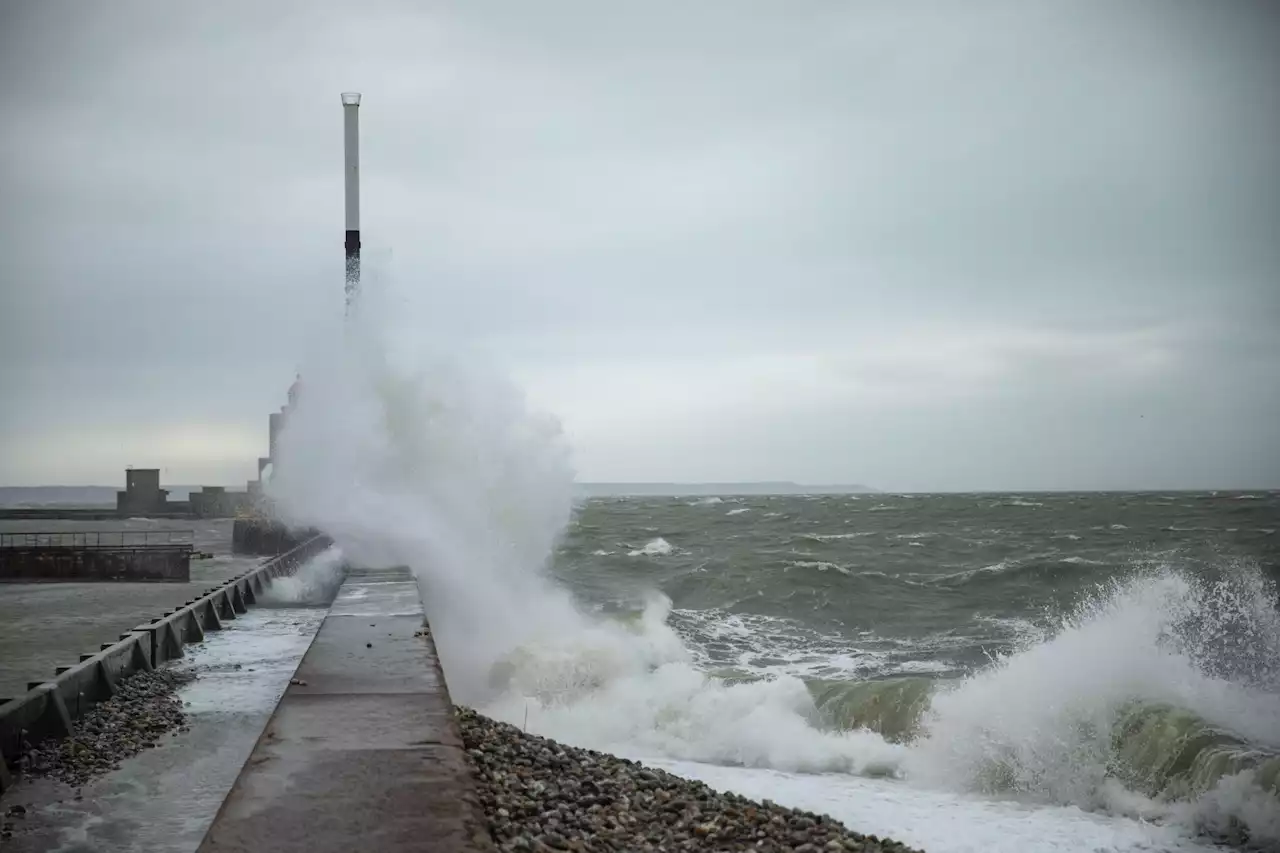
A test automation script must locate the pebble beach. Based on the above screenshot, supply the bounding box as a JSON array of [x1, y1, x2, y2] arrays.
[[458, 707, 922, 853], [16, 669, 193, 790]]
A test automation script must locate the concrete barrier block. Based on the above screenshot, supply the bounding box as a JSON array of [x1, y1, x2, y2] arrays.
[[1, 686, 74, 752], [184, 609, 205, 643]]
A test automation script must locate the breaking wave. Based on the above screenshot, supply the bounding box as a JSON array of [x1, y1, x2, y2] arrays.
[[264, 274, 1279, 849], [628, 537, 675, 557], [485, 567, 1280, 847]]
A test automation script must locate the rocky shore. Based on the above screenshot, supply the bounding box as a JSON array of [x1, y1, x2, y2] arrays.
[[458, 707, 922, 853], [16, 669, 194, 790]]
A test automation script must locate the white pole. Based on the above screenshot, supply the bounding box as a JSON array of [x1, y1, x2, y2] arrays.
[[341, 92, 361, 313]]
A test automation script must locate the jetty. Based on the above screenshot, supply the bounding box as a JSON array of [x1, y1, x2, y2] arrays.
[[0, 92, 493, 853], [0, 529, 195, 583]]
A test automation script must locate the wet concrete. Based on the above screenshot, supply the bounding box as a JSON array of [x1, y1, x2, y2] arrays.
[[198, 566, 495, 853], [0, 607, 326, 852], [0, 520, 260, 698]]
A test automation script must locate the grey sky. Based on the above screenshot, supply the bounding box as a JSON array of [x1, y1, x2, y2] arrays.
[[1, 0, 1277, 491]]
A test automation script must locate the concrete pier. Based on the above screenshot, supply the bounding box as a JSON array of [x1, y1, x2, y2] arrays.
[[198, 566, 494, 853], [231, 518, 311, 556], [0, 529, 193, 583]]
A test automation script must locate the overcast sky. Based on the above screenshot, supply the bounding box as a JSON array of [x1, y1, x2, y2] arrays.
[[1, 1, 1277, 492]]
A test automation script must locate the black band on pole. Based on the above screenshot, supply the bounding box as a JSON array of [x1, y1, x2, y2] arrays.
[[344, 230, 361, 310]]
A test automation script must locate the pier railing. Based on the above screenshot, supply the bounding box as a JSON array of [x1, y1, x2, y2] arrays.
[[0, 530, 196, 550]]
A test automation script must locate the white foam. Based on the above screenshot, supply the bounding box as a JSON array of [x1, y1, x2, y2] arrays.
[[266, 284, 581, 704], [628, 537, 674, 557], [259, 547, 346, 605], [484, 659, 905, 776], [788, 560, 850, 575], [649, 761, 1220, 853], [905, 569, 1280, 843], [726, 507, 751, 516]]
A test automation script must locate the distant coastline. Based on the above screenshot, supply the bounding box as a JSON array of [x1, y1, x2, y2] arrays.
[[573, 482, 879, 497]]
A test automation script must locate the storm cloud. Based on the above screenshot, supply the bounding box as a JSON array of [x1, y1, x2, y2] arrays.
[[1, 0, 1277, 490]]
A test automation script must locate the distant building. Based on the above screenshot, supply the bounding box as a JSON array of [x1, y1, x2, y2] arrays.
[[189, 485, 255, 518], [117, 468, 169, 514]]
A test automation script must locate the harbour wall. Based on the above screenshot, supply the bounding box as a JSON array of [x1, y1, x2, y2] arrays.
[[197, 564, 495, 852], [0, 546, 191, 583]]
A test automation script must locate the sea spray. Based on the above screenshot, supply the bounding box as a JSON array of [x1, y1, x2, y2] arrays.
[[903, 566, 1280, 843], [261, 275, 919, 774], [265, 281, 582, 702], [259, 547, 347, 606], [261, 271, 1279, 847]]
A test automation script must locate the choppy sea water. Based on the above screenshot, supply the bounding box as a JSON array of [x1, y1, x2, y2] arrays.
[[258, 309, 1280, 853], [481, 491, 1280, 853]]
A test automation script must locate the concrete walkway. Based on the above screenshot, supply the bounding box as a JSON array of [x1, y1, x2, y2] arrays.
[[198, 566, 494, 853]]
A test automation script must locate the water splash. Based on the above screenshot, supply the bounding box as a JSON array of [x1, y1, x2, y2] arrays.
[[905, 567, 1280, 844], [265, 282, 580, 702], [261, 270, 1279, 847]]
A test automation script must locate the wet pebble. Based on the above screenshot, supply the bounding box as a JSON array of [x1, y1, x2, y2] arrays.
[[457, 707, 923, 853], [19, 669, 195, 789]]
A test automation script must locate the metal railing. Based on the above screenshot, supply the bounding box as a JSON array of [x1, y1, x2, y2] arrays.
[[0, 530, 196, 550]]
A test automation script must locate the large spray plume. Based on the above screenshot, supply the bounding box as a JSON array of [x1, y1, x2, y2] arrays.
[[262, 268, 1279, 847], [264, 277, 583, 701]]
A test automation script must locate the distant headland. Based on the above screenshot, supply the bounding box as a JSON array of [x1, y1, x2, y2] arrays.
[[574, 482, 878, 497]]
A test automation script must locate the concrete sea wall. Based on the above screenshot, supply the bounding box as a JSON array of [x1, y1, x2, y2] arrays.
[[231, 518, 315, 556], [198, 564, 495, 853], [0, 535, 333, 793], [0, 546, 191, 583]]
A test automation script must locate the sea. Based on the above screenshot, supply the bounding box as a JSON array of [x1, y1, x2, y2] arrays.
[[473, 491, 1277, 853], [259, 303, 1280, 853]]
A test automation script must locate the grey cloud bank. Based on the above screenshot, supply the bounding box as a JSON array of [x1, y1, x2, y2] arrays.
[[1, 0, 1277, 491]]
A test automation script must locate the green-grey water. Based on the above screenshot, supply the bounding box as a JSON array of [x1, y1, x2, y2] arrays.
[[532, 490, 1280, 848], [555, 491, 1279, 679]]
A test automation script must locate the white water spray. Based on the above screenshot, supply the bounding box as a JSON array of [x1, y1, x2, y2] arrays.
[[265, 279, 582, 701], [264, 270, 1279, 848]]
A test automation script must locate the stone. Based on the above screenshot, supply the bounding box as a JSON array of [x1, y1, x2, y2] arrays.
[[456, 706, 922, 853]]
